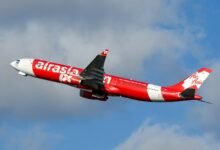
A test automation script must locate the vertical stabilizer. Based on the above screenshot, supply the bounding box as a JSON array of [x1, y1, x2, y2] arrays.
[[168, 68, 212, 92]]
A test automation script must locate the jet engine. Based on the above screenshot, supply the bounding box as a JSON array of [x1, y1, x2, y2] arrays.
[[80, 90, 108, 101]]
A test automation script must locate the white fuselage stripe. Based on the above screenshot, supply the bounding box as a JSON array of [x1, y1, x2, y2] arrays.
[[147, 84, 164, 101]]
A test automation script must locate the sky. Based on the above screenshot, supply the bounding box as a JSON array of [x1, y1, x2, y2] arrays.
[[0, 0, 220, 149]]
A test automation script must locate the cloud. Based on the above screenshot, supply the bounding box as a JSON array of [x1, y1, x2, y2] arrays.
[[0, 125, 62, 150], [116, 120, 220, 150], [0, 0, 202, 120], [0, 0, 185, 28], [190, 61, 220, 135], [0, 21, 196, 120]]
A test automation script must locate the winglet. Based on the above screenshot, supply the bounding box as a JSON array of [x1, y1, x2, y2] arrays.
[[100, 49, 109, 57]]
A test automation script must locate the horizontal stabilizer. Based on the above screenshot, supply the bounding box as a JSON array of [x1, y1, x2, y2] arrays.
[[180, 88, 195, 99]]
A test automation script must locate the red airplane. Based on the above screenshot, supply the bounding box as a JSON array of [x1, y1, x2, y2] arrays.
[[10, 49, 212, 102]]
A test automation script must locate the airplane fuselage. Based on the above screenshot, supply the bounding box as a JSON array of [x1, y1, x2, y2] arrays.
[[11, 58, 204, 102]]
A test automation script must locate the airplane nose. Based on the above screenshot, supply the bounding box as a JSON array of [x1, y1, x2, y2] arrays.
[[10, 61, 16, 68], [10, 60, 20, 71]]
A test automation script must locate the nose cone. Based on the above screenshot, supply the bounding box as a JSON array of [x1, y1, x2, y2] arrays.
[[10, 61, 17, 68], [10, 59, 34, 76], [10, 60, 20, 71]]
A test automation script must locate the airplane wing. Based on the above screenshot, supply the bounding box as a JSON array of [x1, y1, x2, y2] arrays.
[[80, 49, 109, 91]]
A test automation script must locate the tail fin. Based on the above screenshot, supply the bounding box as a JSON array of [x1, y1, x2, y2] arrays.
[[168, 68, 212, 92]]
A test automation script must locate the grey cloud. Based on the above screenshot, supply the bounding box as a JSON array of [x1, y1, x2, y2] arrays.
[[116, 120, 220, 150], [0, 20, 194, 120], [0, 125, 62, 150], [0, 0, 201, 120], [190, 62, 220, 136], [0, 0, 185, 28]]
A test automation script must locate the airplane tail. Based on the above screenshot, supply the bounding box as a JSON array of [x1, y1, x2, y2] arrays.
[[168, 68, 212, 94]]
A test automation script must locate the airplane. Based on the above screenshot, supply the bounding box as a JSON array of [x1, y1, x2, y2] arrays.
[[10, 49, 212, 103]]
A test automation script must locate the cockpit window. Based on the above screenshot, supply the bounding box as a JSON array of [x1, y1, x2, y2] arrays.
[[16, 60, 20, 64]]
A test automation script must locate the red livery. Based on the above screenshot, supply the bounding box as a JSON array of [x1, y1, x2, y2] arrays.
[[11, 49, 212, 102]]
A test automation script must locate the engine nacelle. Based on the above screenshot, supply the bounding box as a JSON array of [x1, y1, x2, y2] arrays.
[[80, 90, 108, 101]]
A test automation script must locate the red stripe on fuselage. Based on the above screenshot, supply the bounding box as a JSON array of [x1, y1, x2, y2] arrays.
[[31, 59, 198, 102], [106, 75, 150, 101], [32, 59, 151, 101], [32, 59, 82, 83], [161, 87, 181, 102]]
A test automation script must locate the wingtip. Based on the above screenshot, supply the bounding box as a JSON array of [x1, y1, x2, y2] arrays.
[[100, 49, 109, 56]]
